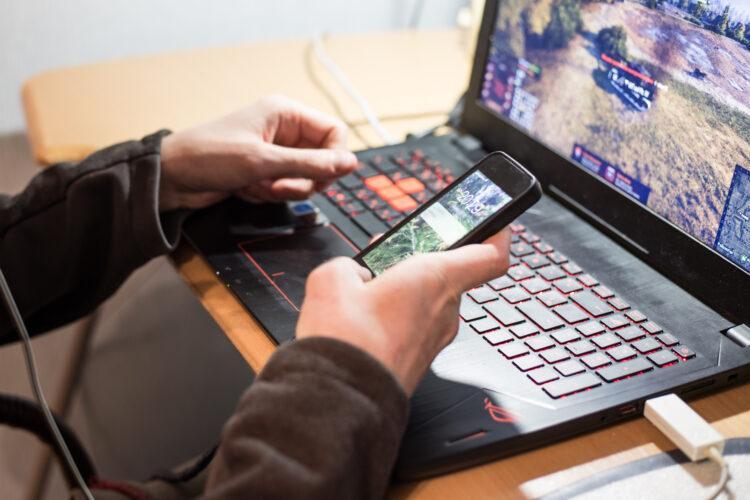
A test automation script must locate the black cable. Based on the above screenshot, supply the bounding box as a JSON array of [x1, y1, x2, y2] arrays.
[[0, 266, 94, 499], [0, 393, 97, 487]]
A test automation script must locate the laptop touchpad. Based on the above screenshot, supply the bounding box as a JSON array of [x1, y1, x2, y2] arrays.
[[237, 225, 358, 311]]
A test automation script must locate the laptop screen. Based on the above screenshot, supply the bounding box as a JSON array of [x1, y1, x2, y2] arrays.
[[478, 0, 750, 274]]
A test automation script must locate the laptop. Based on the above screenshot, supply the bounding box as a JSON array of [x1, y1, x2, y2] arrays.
[[184, 0, 750, 479]]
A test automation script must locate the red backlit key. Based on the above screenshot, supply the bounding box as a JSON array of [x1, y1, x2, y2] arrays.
[[388, 195, 418, 212], [364, 175, 393, 191], [395, 177, 425, 194], [378, 185, 404, 200], [673, 345, 696, 359]]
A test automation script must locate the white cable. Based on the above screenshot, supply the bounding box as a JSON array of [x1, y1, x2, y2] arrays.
[[0, 267, 95, 500], [311, 33, 396, 145], [705, 446, 729, 500], [644, 394, 730, 500]]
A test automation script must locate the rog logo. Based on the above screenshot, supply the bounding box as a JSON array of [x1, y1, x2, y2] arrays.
[[483, 397, 516, 423]]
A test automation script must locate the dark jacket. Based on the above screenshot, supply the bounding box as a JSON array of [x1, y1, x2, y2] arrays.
[[0, 132, 409, 499]]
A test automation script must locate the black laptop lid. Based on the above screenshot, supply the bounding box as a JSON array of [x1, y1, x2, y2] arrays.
[[462, 0, 750, 322]]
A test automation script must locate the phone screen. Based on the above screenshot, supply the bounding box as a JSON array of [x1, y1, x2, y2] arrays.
[[361, 170, 513, 275]]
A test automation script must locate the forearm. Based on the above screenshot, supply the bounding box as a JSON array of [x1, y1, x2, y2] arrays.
[[203, 338, 409, 500], [0, 131, 185, 344]]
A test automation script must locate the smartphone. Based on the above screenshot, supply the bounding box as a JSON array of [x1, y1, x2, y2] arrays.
[[354, 152, 542, 276]]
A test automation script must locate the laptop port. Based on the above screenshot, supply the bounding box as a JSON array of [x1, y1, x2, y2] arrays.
[[618, 404, 638, 416]]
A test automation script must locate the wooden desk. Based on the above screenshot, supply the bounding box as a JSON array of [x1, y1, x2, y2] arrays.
[[22, 30, 750, 499]]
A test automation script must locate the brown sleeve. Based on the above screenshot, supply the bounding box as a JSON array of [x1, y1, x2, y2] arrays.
[[203, 337, 410, 500], [0, 131, 186, 344]]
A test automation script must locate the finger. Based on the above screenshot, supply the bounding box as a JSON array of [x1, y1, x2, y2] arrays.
[[311, 257, 372, 288], [261, 144, 357, 180], [431, 229, 511, 294], [270, 97, 350, 149], [268, 178, 316, 200]]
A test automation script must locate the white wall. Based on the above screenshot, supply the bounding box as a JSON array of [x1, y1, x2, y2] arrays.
[[0, 0, 465, 134]]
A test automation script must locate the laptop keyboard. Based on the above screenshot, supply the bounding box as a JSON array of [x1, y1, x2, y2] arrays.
[[323, 149, 462, 236], [462, 223, 696, 399], [329, 145, 694, 400]]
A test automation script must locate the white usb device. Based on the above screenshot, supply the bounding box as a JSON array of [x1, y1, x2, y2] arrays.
[[644, 393, 725, 461]]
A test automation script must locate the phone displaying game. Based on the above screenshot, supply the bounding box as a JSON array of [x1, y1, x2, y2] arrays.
[[355, 152, 542, 275]]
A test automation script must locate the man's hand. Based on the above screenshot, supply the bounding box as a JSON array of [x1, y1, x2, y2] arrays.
[[159, 95, 357, 211], [296, 230, 511, 394]]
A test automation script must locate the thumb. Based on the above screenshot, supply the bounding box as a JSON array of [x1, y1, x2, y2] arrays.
[[432, 229, 511, 295], [262, 144, 357, 180]]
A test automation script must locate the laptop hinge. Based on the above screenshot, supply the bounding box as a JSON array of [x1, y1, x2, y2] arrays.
[[725, 324, 750, 348], [547, 184, 650, 255]]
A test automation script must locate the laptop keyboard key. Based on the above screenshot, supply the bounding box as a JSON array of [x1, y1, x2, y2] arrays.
[[543, 373, 601, 398], [338, 174, 363, 189], [642, 321, 663, 334], [520, 232, 540, 243], [351, 212, 388, 235], [577, 274, 599, 287], [615, 326, 646, 342], [566, 339, 596, 356], [562, 262, 582, 275], [538, 290, 568, 307], [625, 309, 647, 323], [607, 345, 637, 362], [522, 254, 550, 269], [470, 316, 501, 334], [483, 330, 514, 346], [548, 251, 568, 264], [528, 367, 559, 385], [554, 278, 583, 294], [538, 266, 567, 281], [484, 302, 525, 326], [655, 333, 679, 346], [555, 360, 586, 377], [608, 297, 630, 311], [533, 242, 553, 254], [510, 322, 539, 338], [673, 345, 696, 360], [602, 314, 629, 330], [526, 335, 555, 351], [500, 287, 531, 304], [517, 301, 566, 331], [551, 328, 581, 344], [508, 266, 535, 281], [460, 298, 486, 322], [488, 276, 515, 291], [597, 357, 653, 382], [468, 287, 497, 304], [648, 350, 679, 367], [498, 342, 529, 359], [633, 337, 661, 354], [592, 333, 621, 349], [576, 321, 606, 337], [553, 304, 589, 324], [581, 352, 611, 369], [540, 347, 570, 364], [570, 291, 613, 317], [592, 285, 614, 299], [510, 242, 534, 257], [521, 277, 551, 294], [514, 354, 545, 372]]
